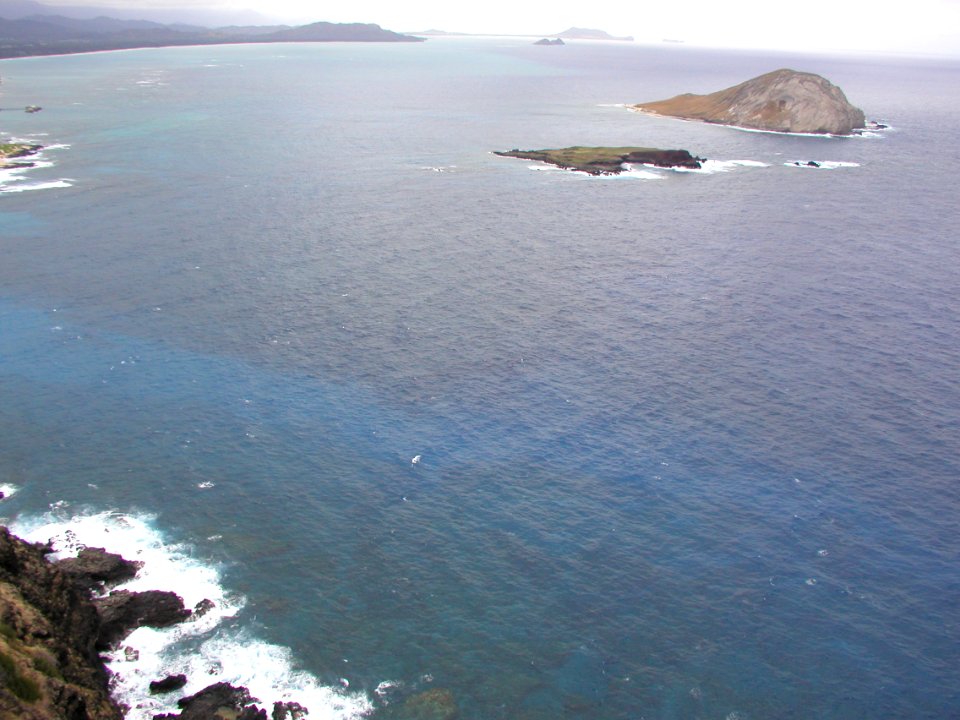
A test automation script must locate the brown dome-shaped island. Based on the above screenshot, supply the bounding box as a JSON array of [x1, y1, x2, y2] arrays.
[[633, 68, 866, 135]]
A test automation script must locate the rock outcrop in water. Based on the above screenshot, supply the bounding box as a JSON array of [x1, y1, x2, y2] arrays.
[[495, 146, 704, 175], [633, 68, 865, 135], [94, 589, 192, 649], [57, 548, 141, 591]]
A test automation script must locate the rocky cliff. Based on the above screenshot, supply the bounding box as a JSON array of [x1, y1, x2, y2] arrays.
[[0, 527, 122, 720], [633, 68, 865, 135]]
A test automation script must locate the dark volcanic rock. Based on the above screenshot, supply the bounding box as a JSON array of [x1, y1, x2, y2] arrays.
[[495, 146, 704, 175], [192, 598, 215, 618], [57, 547, 141, 589], [169, 682, 258, 720], [95, 589, 191, 647], [150, 674, 188, 694], [0, 526, 122, 719], [238, 707, 268, 720], [634, 68, 866, 135], [272, 701, 309, 720]]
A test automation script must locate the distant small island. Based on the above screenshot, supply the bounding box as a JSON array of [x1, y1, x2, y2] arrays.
[[495, 146, 705, 175], [551, 27, 634, 41], [633, 68, 865, 135], [534, 38, 565, 46]]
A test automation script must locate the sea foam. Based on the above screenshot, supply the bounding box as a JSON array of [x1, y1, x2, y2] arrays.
[[784, 160, 860, 170], [11, 510, 372, 720]]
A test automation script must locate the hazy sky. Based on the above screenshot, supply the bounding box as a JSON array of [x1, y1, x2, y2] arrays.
[[39, 0, 960, 56]]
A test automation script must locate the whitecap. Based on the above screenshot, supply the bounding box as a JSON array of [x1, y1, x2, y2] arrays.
[[0, 180, 73, 193], [671, 159, 769, 174], [784, 160, 860, 170], [0, 483, 19, 500], [11, 510, 372, 720], [609, 165, 663, 180]]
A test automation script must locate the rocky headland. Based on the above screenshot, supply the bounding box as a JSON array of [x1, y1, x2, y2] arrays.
[[633, 68, 866, 135], [1, 525, 460, 720], [0, 527, 261, 720], [0, 527, 122, 720], [1, 142, 43, 170], [0, 17, 422, 59], [495, 146, 705, 175]]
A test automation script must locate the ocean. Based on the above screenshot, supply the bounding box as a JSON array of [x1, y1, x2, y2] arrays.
[[1, 37, 958, 719]]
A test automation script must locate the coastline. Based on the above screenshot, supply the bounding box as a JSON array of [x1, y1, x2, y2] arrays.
[[2, 506, 387, 720]]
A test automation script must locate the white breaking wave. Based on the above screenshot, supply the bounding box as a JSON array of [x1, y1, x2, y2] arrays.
[[784, 160, 860, 170], [1, 142, 72, 194], [607, 165, 663, 180], [524, 157, 766, 180], [670, 159, 769, 174], [0, 179, 74, 193], [11, 510, 372, 720], [0, 483, 19, 500]]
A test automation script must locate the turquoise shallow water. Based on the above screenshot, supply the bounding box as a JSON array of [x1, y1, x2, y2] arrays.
[[1, 39, 959, 718]]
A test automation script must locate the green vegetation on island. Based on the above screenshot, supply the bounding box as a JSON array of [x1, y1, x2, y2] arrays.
[[494, 146, 704, 175], [0, 143, 43, 169]]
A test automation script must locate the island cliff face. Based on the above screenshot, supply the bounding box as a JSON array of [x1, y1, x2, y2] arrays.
[[634, 68, 865, 135]]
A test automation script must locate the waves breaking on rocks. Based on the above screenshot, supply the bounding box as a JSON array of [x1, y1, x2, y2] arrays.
[[11, 510, 373, 720]]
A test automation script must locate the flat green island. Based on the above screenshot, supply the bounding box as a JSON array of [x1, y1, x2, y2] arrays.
[[494, 146, 705, 175], [1, 142, 43, 169]]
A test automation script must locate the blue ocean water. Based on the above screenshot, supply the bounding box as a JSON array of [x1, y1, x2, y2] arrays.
[[1, 38, 959, 718]]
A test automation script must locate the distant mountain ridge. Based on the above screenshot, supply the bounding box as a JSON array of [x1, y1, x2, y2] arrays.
[[551, 27, 634, 41], [0, 8, 423, 58]]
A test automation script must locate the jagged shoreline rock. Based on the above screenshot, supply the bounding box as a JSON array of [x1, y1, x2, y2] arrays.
[[0, 527, 122, 720], [0, 526, 315, 720], [495, 146, 705, 175], [94, 590, 192, 649], [1, 142, 43, 169], [149, 674, 188, 695], [633, 68, 866, 135], [57, 548, 142, 591]]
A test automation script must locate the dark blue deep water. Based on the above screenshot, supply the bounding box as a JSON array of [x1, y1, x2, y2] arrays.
[[2, 39, 959, 719]]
